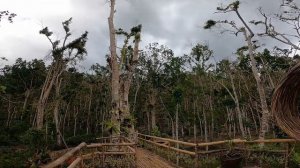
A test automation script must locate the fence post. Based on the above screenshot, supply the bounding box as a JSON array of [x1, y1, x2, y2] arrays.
[[167, 141, 171, 161], [284, 142, 291, 168], [194, 142, 199, 168]]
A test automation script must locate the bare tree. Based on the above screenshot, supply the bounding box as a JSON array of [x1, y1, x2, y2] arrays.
[[204, 1, 270, 140], [256, 0, 300, 52], [36, 18, 88, 131], [107, 0, 142, 137]]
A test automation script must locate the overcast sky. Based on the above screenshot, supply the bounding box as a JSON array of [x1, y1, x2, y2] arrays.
[[0, 0, 296, 71]]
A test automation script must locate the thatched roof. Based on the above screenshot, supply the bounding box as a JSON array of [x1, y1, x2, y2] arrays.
[[272, 63, 300, 140]]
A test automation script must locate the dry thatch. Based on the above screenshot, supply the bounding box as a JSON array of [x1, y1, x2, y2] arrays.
[[272, 62, 300, 140]]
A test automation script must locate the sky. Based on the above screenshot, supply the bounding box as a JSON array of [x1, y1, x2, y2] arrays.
[[0, 0, 297, 71]]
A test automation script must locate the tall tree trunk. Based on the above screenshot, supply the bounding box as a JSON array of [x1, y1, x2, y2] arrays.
[[6, 95, 11, 127], [175, 103, 179, 165], [202, 106, 208, 151], [149, 89, 157, 132], [242, 30, 269, 140], [234, 8, 270, 140], [229, 73, 245, 138], [21, 89, 31, 120], [108, 0, 120, 137], [36, 62, 64, 129], [86, 86, 92, 134], [54, 77, 62, 147]]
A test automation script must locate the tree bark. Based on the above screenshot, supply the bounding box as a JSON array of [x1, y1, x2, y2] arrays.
[[235, 8, 270, 140], [36, 62, 64, 129], [108, 0, 120, 136], [54, 77, 62, 147], [175, 103, 179, 165], [242, 29, 269, 140]]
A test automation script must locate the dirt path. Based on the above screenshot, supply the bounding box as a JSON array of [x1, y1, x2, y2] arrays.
[[136, 148, 175, 168]]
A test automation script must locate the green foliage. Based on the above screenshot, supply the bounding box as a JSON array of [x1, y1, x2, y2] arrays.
[[151, 126, 161, 136], [66, 134, 96, 146], [21, 129, 46, 151], [0, 85, 6, 93], [0, 147, 32, 168], [290, 152, 300, 168], [201, 157, 220, 168], [204, 20, 216, 29], [104, 120, 120, 134], [261, 155, 285, 168]]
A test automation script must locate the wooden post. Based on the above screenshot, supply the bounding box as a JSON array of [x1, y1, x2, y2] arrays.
[[102, 145, 105, 167], [80, 149, 84, 168], [92, 151, 95, 167], [284, 143, 291, 168], [194, 143, 198, 168], [167, 141, 170, 161]]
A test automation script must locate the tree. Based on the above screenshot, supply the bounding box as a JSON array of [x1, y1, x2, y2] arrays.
[[204, 1, 270, 140], [256, 0, 300, 52], [0, 11, 16, 94], [107, 0, 142, 138], [138, 43, 174, 134], [0, 11, 16, 24], [36, 18, 88, 134]]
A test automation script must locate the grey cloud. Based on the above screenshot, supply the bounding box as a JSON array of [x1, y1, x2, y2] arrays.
[[0, 0, 296, 69]]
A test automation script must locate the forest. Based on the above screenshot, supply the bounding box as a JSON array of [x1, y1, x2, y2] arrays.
[[1, 0, 300, 168]]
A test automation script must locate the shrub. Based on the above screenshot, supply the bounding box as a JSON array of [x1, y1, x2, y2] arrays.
[[151, 126, 161, 136], [21, 128, 47, 151], [66, 134, 96, 146]]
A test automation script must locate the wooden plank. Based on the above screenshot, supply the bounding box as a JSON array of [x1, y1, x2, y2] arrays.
[[138, 133, 196, 147], [43, 142, 87, 168], [235, 147, 287, 153], [82, 151, 135, 159], [87, 142, 135, 148], [127, 146, 136, 153], [197, 149, 227, 154], [140, 137, 196, 156], [196, 139, 297, 147], [67, 157, 82, 168]]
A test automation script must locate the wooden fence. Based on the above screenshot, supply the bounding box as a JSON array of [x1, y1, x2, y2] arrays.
[[137, 133, 297, 168], [42, 136, 136, 168]]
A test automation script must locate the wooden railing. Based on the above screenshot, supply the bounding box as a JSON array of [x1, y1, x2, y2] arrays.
[[42, 136, 136, 168], [138, 133, 297, 168]]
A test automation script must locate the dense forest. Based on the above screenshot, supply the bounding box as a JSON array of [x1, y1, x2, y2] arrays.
[[1, 0, 300, 167]]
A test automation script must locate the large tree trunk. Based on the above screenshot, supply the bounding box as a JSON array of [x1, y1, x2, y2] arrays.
[[108, 0, 141, 139], [108, 0, 120, 136], [234, 8, 270, 140], [119, 30, 141, 139], [243, 30, 269, 140]]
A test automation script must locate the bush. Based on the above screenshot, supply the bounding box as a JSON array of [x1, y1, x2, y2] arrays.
[[290, 152, 300, 168], [21, 128, 47, 151], [0, 147, 32, 168], [66, 134, 96, 146], [0, 134, 11, 146], [151, 126, 161, 136]]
